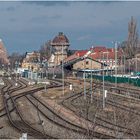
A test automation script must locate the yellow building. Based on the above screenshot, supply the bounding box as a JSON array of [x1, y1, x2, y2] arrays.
[[21, 51, 40, 72]]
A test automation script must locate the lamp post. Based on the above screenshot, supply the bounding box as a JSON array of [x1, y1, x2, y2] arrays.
[[102, 52, 106, 109], [83, 49, 92, 100], [90, 46, 94, 103], [124, 55, 126, 75], [61, 43, 65, 96], [120, 48, 126, 76], [103, 51, 109, 75], [53, 66, 55, 79], [84, 57, 86, 100], [107, 51, 109, 75], [101, 51, 110, 109], [114, 42, 118, 88], [135, 55, 138, 73], [15, 61, 19, 86]]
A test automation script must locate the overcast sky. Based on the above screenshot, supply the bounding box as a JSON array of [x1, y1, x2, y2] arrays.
[[0, 1, 140, 54]]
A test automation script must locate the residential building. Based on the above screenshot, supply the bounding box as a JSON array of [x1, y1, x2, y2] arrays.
[[89, 46, 123, 70], [21, 51, 41, 72]]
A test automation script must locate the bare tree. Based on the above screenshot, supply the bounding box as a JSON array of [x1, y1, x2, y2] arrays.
[[126, 16, 139, 59], [39, 40, 52, 62], [8, 52, 24, 69]]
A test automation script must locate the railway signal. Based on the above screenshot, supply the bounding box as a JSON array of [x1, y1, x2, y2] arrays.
[[20, 133, 27, 140], [104, 90, 107, 98], [69, 84, 73, 91]]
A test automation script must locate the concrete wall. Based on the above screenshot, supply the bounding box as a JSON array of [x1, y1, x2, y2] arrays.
[[73, 58, 101, 70]]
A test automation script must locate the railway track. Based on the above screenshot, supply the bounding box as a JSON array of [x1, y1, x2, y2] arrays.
[[61, 84, 139, 138], [1, 78, 54, 139], [93, 82, 140, 110], [2, 77, 138, 138], [95, 81, 140, 100], [0, 78, 62, 118], [18, 79, 114, 139], [0, 78, 114, 139]]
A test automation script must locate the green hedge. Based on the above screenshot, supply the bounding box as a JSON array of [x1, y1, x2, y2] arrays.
[[87, 75, 140, 87]]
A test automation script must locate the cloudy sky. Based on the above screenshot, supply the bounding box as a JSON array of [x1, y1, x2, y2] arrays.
[[0, 1, 140, 54]]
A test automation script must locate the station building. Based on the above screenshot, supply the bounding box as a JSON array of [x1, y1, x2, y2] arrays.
[[21, 51, 41, 72]]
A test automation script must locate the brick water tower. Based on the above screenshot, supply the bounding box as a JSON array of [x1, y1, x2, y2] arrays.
[[51, 32, 70, 66]]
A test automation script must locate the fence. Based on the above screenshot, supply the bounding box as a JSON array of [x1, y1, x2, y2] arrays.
[[87, 74, 140, 87]]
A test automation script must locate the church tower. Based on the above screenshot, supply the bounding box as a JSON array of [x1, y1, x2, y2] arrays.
[[50, 32, 70, 66]]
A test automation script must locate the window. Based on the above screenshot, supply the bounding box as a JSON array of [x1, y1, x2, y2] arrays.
[[86, 61, 89, 65]]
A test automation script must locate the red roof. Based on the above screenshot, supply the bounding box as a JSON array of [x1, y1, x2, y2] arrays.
[[64, 46, 123, 63], [90, 46, 107, 52], [52, 32, 69, 44], [64, 50, 88, 62], [75, 50, 88, 57], [64, 53, 77, 62], [89, 46, 123, 59]]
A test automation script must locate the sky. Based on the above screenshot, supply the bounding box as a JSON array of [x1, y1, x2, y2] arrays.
[[0, 1, 140, 55]]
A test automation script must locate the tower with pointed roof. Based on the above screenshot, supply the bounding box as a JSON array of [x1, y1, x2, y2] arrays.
[[49, 32, 70, 66]]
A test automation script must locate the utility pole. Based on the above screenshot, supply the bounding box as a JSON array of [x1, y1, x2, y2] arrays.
[[102, 52, 105, 109], [120, 48, 125, 76], [90, 46, 94, 103], [15, 61, 18, 86], [62, 44, 65, 96], [136, 56, 138, 73], [107, 51, 109, 75], [84, 57, 86, 100], [115, 42, 117, 87], [124, 54, 126, 75], [53, 66, 55, 79], [83, 49, 93, 100]]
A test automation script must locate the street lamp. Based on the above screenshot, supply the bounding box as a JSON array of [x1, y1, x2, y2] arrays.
[[101, 51, 110, 109], [135, 55, 138, 73], [90, 46, 94, 103], [102, 52, 106, 109], [61, 43, 65, 96], [84, 57, 86, 100], [83, 49, 92, 100], [113, 41, 119, 88], [120, 48, 126, 76], [15, 61, 19, 86], [106, 51, 109, 75]]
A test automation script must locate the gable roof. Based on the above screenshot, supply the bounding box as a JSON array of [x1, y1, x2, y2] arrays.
[[63, 55, 106, 68], [75, 50, 88, 57]]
